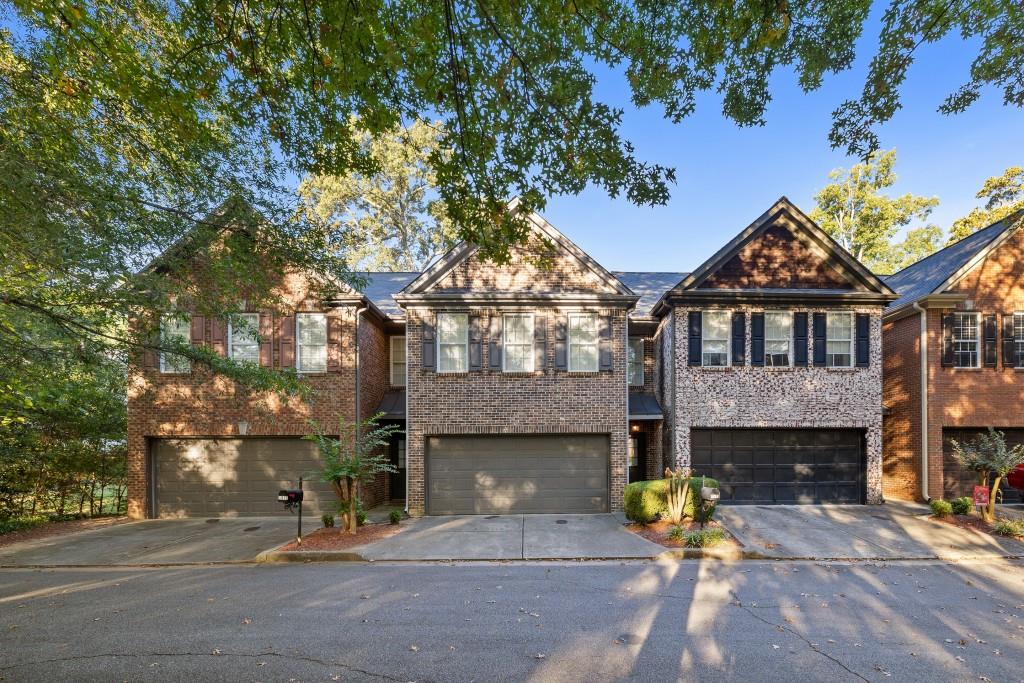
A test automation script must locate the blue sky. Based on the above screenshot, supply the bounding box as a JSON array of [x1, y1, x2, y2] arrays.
[[541, 19, 1024, 273]]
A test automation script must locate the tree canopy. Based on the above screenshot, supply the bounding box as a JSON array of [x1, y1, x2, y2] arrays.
[[949, 166, 1024, 243]]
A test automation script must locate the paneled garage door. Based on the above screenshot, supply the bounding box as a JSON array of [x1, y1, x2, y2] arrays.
[[152, 438, 335, 517], [690, 429, 865, 504], [943, 428, 1023, 503], [426, 435, 610, 514]]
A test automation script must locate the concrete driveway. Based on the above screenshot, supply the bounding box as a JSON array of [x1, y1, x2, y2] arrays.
[[361, 514, 663, 561], [0, 518, 313, 567], [718, 501, 1024, 560]]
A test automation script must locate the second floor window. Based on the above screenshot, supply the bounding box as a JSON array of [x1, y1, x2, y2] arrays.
[[503, 314, 534, 372], [952, 312, 980, 368], [765, 311, 792, 367], [391, 336, 406, 385], [160, 315, 191, 374], [438, 313, 469, 373], [628, 338, 644, 386], [568, 313, 599, 372], [296, 313, 327, 373], [702, 311, 730, 367], [229, 313, 259, 364], [826, 312, 853, 368], [1015, 313, 1024, 368]]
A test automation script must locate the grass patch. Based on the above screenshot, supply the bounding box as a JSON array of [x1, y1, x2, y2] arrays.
[[683, 528, 726, 548], [992, 519, 1024, 537]]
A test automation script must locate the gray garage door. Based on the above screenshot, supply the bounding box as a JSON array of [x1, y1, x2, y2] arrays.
[[943, 428, 1023, 503], [426, 435, 610, 514], [691, 429, 865, 504], [152, 438, 335, 517]]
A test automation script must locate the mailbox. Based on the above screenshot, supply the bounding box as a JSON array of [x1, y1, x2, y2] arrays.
[[278, 489, 303, 508], [700, 486, 721, 503]]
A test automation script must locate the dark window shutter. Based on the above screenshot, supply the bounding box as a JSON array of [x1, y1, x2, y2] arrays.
[[259, 313, 274, 367], [488, 314, 503, 370], [327, 314, 343, 371], [984, 314, 998, 367], [554, 315, 568, 370], [279, 315, 295, 368], [533, 313, 546, 370], [1003, 313, 1017, 368], [421, 316, 436, 370], [599, 315, 613, 371], [941, 313, 955, 367], [793, 312, 808, 366], [750, 312, 764, 366], [812, 313, 827, 367], [211, 318, 227, 357], [469, 315, 483, 371], [732, 312, 746, 366], [143, 324, 160, 369], [855, 313, 870, 367], [190, 315, 205, 346], [687, 311, 702, 366]]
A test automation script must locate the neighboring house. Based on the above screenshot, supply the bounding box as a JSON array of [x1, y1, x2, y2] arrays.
[[649, 198, 897, 505], [882, 211, 1024, 504], [127, 197, 896, 518]]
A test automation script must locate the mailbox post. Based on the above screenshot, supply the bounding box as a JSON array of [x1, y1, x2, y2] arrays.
[[697, 476, 721, 529], [277, 477, 305, 545]]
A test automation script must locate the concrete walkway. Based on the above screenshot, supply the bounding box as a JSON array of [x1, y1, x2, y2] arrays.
[[360, 514, 663, 561], [0, 518, 313, 566], [718, 501, 1024, 560]]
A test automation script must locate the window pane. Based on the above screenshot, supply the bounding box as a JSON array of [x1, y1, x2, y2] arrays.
[[953, 313, 979, 368], [702, 339, 728, 367], [1015, 313, 1024, 368], [765, 312, 791, 340], [827, 313, 852, 340], [230, 313, 259, 363], [438, 313, 468, 345], [826, 340, 852, 367], [702, 311, 730, 340], [570, 341, 598, 372], [568, 314, 598, 372], [570, 314, 597, 343], [391, 336, 406, 386], [297, 314, 327, 372], [765, 340, 790, 367], [629, 338, 644, 385], [160, 316, 191, 373], [439, 343, 467, 372]]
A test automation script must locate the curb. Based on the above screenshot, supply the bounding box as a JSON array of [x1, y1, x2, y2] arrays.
[[256, 549, 366, 563]]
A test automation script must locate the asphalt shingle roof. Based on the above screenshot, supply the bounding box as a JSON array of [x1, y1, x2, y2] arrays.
[[352, 271, 419, 317], [613, 271, 688, 317], [884, 213, 1021, 310]]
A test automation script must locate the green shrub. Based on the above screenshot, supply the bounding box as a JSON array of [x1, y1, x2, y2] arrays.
[[667, 525, 685, 541], [992, 519, 1024, 537], [951, 497, 973, 515], [321, 513, 335, 528], [0, 516, 50, 535], [683, 528, 726, 548], [389, 509, 402, 525], [930, 499, 953, 517], [623, 477, 720, 523]]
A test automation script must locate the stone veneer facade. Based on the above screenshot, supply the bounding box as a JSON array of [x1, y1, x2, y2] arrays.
[[670, 305, 886, 504]]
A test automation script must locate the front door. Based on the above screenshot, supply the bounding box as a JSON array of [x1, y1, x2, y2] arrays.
[[628, 434, 647, 483], [389, 436, 406, 501]]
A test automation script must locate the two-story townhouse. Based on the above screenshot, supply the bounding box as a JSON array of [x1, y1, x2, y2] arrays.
[[651, 198, 897, 504], [882, 211, 1024, 503]]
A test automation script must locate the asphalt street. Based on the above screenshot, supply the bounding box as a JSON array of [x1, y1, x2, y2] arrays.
[[1, 559, 1022, 682]]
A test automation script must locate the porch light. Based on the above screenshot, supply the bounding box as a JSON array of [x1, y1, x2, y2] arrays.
[[238, 420, 249, 436]]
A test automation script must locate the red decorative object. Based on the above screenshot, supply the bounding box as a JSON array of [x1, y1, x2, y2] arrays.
[[972, 485, 990, 507]]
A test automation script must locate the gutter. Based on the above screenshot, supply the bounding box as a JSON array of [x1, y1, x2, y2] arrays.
[[912, 301, 929, 501]]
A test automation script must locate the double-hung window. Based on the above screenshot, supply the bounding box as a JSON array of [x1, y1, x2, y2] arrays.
[[160, 315, 191, 374], [701, 311, 730, 367], [568, 313, 599, 372], [952, 312, 980, 368], [296, 313, 327, 373], [503, 314, 534, 372], [1014, 313, 1024, 369], [390, 336, 407, 385], [438, 313, 469, 373], [228, 313, 260, 364], [826, 312, 853, 368], [765, 311, 792, 367], [628, 338, 644, 386]]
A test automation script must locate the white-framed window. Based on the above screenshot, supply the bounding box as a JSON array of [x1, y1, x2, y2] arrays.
[[568, 313, 599, 372], [952, 312, 980, 368], [228, 313, 259, 364], [826, 312, 853, 368], [765, 311, 792, 367], [702, 310, 730, 367], [1014, 313, 1024, 369], [390, 336, 406, 385], [503, 314, 535, 373], [628, 338, 644, 386], [159, 315, 191, 374], [437, 313, 469, 373], [296, 313, 328, 373]]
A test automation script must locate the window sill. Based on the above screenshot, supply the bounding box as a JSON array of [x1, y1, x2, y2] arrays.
[[500, 371, 542, 377], [699, 365, 734, 371], [762, 366, 795, 371], [825, 366, 859, 372], [948, 366, 984, 371]]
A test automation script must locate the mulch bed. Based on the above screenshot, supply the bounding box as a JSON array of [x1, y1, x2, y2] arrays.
[[931, 513, 1024, 541], [0, 516, 131, 549], [277, 522, 404, 551], [626, 519, 742, 549]]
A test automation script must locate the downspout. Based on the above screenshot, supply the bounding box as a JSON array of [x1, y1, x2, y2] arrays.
[[404, 330, 409, 514], [912, 302, 929, 501]]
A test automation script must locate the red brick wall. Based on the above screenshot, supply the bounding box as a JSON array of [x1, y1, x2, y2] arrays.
[[358, 315, 390, 508], [882, 314, 922, 500]]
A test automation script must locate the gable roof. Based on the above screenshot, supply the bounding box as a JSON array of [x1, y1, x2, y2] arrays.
[[614, 271, 689, 317], [884, 210, 1024, 314], [398, 198, 635, 300], [652, 197, 897, 314], [352, 272, 419, 318]]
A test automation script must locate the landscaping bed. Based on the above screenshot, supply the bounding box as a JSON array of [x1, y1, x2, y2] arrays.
[[626, 519, 741, 550], [277, 522, 404, 551], [0, 515, 130, 549], [930, 512, 1024, 541]]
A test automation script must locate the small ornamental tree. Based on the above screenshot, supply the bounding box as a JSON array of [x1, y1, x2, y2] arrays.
[[949, 428, 1024, 523], [305, 414, 402, 534]]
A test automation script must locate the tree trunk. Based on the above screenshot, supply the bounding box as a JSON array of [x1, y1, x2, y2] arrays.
[[984, 475, 1003, 524], [346, 479, 358, 535]]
